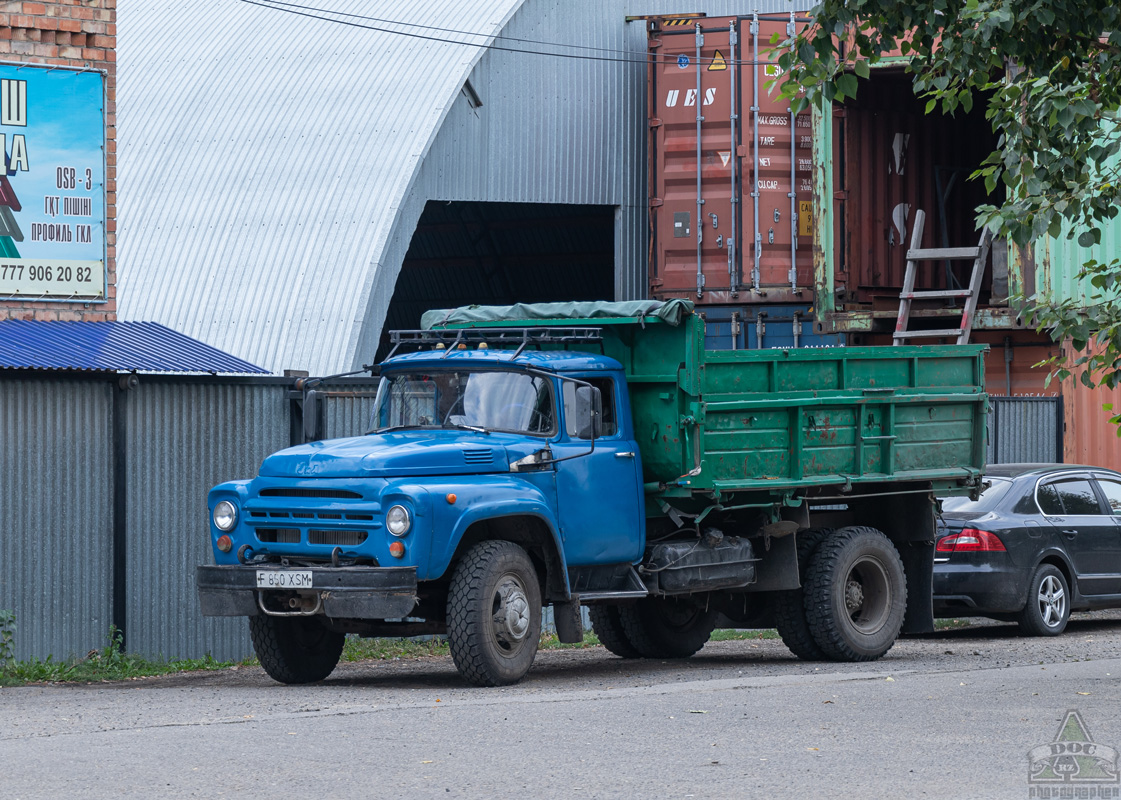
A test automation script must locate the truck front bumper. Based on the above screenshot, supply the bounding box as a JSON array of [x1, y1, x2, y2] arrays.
[[196, 565, 418, 620]]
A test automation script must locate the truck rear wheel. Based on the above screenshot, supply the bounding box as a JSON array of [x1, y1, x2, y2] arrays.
[[773, 527, 833, 660], [588, 605, 641, 658], [804, 526, 906, 662], [617, 596, 717, 659], [248, 614, 345, 684], [447, 541, 542, 687]]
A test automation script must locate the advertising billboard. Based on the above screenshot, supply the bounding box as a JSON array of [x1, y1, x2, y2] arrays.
[[0, 65, 106, 301]]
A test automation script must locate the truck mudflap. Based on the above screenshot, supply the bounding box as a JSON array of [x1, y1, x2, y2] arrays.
[[196, 565, 418, 620]]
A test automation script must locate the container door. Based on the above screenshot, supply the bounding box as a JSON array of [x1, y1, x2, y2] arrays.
[[741, 13, 814, 300], [648, 14, 813, 305], [649, 18, 739, 301]]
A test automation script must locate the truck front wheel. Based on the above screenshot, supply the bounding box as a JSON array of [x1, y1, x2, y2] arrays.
[[617, 596, 718, 659], [248, 614, 345, 684], [804, 526, 907, 662], [447, 541, 542, 687]]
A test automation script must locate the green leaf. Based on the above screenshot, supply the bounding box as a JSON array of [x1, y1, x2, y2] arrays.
[[1077, 230, 1099, 248], [855, 59, 870, 80], [837, 73, 858, 98]]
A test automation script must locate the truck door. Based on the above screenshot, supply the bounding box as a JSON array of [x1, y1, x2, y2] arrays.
[[551, 376, 645, 566]]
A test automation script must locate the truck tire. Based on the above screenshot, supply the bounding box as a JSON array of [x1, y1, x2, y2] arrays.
[[588, 605, 641, 658], [1018, 564, 1070, 636], [772, 527, 833, 660], [617, 596, 718, 659], [804, 526, 907, 662], [447, 541, 542, 687], [248, 614, 344, 684]]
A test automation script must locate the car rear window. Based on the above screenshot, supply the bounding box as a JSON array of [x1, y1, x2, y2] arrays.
[[941, 477, 1013, 513]]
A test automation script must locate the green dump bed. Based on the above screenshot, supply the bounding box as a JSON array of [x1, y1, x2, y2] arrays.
[[599, 315, 987, 496], [426, 301, 988, 499]]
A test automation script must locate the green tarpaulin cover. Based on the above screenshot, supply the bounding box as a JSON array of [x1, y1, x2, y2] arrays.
[[420, 299, 694, 330]]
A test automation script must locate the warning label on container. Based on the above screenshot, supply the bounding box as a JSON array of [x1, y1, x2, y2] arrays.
[[799, 201, 813, 237], [708, 50, 727, 71]]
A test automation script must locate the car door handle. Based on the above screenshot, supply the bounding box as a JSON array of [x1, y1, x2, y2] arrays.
[[1061, 529, 1078, 538], [615, 452, 635, 458]]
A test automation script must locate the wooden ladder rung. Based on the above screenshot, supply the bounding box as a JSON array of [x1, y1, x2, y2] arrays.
[[905, 247, 982, 261], [900, 289, 974, 300], [893, 328, 964, 339]]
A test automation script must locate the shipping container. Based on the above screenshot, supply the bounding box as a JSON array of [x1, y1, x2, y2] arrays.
[[700, 304, 845, 350], [646, 13, 1120, 338]]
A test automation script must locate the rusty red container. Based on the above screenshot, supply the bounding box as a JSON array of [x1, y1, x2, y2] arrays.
[[647, 13, 814, 304]]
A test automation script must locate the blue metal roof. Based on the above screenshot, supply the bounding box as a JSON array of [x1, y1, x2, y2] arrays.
[[0, 321, 270, 374]]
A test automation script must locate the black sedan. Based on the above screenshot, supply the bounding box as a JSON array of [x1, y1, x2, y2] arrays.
[[934, 463, 1121, 636]]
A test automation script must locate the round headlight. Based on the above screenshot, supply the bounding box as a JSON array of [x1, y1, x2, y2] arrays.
[[386, 505, 411, 537], [213, 500, 238, 532]]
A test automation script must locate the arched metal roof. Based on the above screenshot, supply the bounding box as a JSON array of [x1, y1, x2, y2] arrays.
[[118, 0, 525, 374]]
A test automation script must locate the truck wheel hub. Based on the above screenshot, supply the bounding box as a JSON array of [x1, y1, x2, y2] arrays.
[[494, 577, 531, 646], [845, 580, 864, 612]]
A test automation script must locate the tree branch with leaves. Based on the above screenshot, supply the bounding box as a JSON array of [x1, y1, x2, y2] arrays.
[[778, 1, 1121, 401]]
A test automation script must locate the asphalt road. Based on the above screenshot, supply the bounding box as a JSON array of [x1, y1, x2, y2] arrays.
[[5, 613, 1121, 799]]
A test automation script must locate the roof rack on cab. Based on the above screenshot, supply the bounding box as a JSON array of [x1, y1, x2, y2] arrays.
[[386, 327, 605, 360]]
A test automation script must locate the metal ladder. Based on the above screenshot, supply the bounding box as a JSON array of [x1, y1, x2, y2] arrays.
[[893, 209, 993, 345]]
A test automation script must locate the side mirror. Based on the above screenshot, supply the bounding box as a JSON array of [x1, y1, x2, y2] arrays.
[[574, 384, 602, 440], [303, 389, 320, 442]]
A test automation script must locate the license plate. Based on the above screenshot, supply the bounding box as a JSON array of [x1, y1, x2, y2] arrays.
[[256, 570, 313, 589]]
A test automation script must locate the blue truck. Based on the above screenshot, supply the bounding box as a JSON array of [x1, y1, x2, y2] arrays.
[[197, 301, 987, 686]]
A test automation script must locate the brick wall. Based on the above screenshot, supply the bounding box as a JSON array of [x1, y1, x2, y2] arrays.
[[0, 0, 115, 321]]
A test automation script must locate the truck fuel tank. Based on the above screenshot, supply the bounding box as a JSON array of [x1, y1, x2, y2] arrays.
[[643, 530, 756, 595]]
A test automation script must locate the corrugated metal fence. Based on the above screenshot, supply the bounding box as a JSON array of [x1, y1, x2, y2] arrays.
[[988, 396, 1064, 465], [1, 379, 115, 662], [0, 372, 389, 663]]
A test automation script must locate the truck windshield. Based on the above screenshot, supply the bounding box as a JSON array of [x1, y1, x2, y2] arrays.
[[371, 370, 556, 436]]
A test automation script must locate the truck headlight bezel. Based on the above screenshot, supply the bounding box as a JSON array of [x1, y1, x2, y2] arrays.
[[213, 500, 238, 532], [386, 504, 411, 537]]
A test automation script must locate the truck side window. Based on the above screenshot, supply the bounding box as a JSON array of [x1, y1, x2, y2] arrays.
[[563, 378, 617, 439]]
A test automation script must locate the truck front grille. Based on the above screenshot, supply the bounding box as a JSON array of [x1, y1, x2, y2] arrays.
[[308, 530, 368, 546], [257, 528, 301, 543]]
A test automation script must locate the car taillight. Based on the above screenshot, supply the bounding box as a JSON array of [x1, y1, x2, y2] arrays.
[[936, 528, 1007, 553]]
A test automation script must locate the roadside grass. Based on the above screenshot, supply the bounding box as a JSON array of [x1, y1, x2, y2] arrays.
[[935, 618, 973, 630], [0, 628, 235, 687]]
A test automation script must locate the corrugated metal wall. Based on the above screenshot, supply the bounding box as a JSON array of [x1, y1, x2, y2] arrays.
[[1063, 373, 1121, 468], [0, 379, 114, 661], [988, 397, 1062, 465], [1, 375, 294, 663], [125, 381, 290, 661], [323, 386, 380, 440]]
